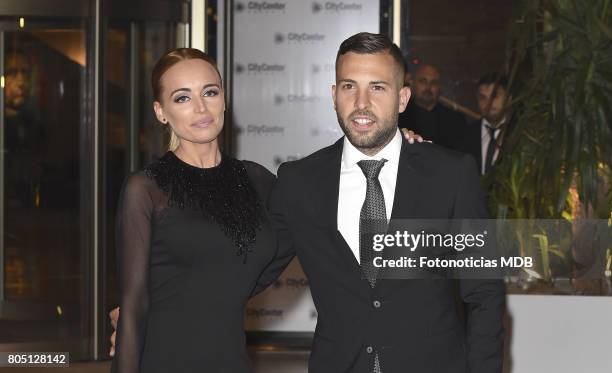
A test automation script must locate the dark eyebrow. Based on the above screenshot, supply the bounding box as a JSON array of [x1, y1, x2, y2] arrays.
[[337, 79, 391, 86], [169, 84, 221, 97]]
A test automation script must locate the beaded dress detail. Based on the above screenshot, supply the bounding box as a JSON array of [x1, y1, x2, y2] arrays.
[[144, 152, 263, 259]]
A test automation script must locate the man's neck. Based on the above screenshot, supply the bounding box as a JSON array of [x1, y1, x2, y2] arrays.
[[483, 116, 507, 129], [415, 101, 436, 112]]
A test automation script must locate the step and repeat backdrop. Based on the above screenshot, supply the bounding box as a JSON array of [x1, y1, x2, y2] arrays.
[[232, 0, 380, 333]]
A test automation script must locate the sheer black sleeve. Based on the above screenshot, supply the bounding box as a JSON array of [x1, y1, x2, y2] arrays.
[[111, 173, 154, 373], [242, 160, 276, 204]]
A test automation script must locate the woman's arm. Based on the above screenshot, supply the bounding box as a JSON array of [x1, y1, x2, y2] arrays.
[[111, 174, 153, 373]]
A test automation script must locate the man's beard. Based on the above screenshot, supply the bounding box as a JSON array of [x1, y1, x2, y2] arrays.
[[337, 109, 398, 154], [416, 90, 435, 108], [485, 110, 506, 126]]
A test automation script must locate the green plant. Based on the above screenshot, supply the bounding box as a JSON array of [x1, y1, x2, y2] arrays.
[[489, 0, 612, 219]]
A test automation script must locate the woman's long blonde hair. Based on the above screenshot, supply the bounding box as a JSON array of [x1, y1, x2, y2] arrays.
[[151, 48, 222, 151]]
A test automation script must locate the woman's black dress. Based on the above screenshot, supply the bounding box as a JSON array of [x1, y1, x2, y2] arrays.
[[111, 152, 277, 373]]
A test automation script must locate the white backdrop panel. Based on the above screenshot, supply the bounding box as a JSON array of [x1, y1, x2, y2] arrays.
[[234, 0, 380, 333]]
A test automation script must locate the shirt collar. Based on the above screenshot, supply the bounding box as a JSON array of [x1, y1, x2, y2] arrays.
[[482, 116, 507, 130], [342, 128, 402, 168]]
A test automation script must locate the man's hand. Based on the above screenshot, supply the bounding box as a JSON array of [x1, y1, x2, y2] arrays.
[[109, 307, 120, 357], [400, 128, 430, 144]]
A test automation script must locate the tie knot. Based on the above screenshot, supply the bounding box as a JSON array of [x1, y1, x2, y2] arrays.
[[357, 159, 387, 180], [485, 125, 500, 135]]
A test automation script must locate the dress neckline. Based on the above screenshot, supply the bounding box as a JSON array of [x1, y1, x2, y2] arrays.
[[144, 152, 262, 261], [165, 151, 225, 171]]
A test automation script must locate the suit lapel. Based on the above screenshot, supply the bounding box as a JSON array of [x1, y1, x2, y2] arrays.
[[314, 138, 427, 293], [476, 125, 483, 173], [379, 140, 423, 294], [312, 138, 342, 228], [311, 138, 364, 277], [389, 139, 420, 221]]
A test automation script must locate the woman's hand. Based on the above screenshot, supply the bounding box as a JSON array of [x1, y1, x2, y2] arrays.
[[400, 128, 430, 144], [109, 307, 120, 357]]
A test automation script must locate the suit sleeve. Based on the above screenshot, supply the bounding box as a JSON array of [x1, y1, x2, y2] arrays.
[[250, 163, 297, 297], [453, 154, 505, 373]]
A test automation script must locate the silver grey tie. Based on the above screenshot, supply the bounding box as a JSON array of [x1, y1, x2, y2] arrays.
[[357, 159, 387, 373], [357, 159, 387, 288]]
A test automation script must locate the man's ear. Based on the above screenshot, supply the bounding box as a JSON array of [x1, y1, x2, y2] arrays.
[[398, 86, 411, 113], [153, 101, 167, 124], [331, 84, 337, 110]]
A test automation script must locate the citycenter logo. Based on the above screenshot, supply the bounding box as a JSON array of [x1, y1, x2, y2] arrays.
[[235, 1, 286, 13], [235, 63, 286, 74], [245, 124, 285, 135], [274, 94, 321, 105], [273, 154, 301, 167], [246, 308, 283, 318], [269, 277, 310, 288], [311, 63, 335, 74], [312, 1, 363, 13], [274, 32, 325, 44], [285, 277, 310, 288]]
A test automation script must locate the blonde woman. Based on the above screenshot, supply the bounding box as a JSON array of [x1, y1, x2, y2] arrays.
[[111, 48, 277, 373]]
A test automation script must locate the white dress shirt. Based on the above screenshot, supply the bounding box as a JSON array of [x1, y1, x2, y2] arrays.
[[337, 129, 402, 263], [480, 117, 506, 175]]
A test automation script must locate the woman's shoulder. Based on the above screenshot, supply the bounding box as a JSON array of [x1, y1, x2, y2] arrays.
[[120, 170, 159, 199], [240, 159, 276, 182], [123, 153, 175, 196], [239, 160, 276, 200]]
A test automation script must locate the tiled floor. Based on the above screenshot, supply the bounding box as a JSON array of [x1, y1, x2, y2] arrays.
[[0, 350, 310, 373]]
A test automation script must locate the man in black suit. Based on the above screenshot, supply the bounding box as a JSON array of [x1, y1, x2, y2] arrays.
[[397, 64, 467, 150], [109, 33, 504, 373], [459, 73, 513, 175], [257, 33, 505, 372]]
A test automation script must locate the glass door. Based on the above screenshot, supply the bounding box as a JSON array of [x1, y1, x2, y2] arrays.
[[0, 6, 93, 359], [0, 0, 191, 361]]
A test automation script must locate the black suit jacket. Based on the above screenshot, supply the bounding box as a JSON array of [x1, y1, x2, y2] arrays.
[[255, 137, 505, 373], [459, 118, 516, 175], [460, 120, 484, 173], [398, 102, 467, 151]]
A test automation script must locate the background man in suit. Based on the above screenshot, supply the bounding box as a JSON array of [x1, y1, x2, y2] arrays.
[[110, 33, 504, 373], [397, 64, 467, 150], [460, 73, 513, 175]]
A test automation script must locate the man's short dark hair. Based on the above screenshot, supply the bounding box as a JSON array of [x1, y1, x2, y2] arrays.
[[336, 32, 405, 83], [477, 72, 508, 90]]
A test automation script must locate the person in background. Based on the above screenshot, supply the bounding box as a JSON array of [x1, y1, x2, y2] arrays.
[[398, 63, 467, 150], [459, 73, 513, 175], [4, 48, 45, 208]]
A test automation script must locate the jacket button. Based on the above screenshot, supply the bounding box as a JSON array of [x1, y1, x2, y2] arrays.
[[373, 300, 381, 308], [366, 346, 374, 354]]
